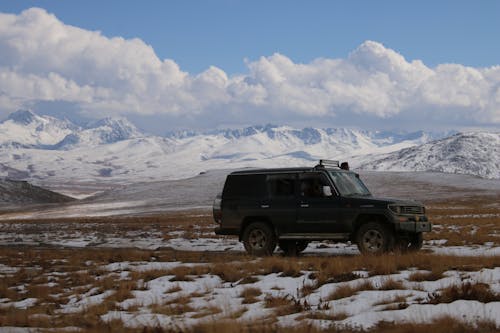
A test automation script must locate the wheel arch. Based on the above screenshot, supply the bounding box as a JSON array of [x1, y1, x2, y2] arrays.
[[352, 214, 393, 240]]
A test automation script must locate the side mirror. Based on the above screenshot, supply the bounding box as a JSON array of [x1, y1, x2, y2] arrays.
[[322, 186, 333, 197]]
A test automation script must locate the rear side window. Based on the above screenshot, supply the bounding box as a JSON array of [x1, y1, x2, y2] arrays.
[[223, 174, 267, 198], [267, 174, 296, 198]]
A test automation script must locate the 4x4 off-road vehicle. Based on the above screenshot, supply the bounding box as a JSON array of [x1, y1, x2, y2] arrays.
[[213, 160, 431, 256]]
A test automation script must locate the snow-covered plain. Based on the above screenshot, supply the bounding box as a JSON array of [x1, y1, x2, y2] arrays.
[[1, 225, 499, 332], [0, 171, 499, 331]]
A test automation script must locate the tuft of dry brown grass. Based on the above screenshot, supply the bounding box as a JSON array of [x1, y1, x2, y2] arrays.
[[408, 270, 444, 282], [377, 278, 405, 290], [327, 281, 374, 301], [164, 284, 182, 294], [150, 294, 195, 316], [240, 287, 262, 304], [373, 316, 498, 333], [264, 293, 309, 316], [429, 282, 500, 304], [297, 310, 349, 321], [190, 305, 222, 319]]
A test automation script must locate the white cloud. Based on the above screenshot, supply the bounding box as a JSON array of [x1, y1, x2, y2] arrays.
[[0, 8, 499, 130]]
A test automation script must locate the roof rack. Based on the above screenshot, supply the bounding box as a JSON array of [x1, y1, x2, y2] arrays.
[[317, 159, 340, 168]]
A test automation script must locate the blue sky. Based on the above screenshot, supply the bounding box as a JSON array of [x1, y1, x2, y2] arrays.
[[0, 1, 499, 132], [2, 0, 499, 74]]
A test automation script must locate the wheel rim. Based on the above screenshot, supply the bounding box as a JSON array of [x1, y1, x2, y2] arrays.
[[362, 229, 384, 252], [249, 229, 267, 250]]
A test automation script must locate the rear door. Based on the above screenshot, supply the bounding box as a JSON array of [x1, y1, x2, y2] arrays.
[[265, 173, 298, 235]]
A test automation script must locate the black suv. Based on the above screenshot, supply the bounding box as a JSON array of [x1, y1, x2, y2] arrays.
[[213, 160, 431, 256]]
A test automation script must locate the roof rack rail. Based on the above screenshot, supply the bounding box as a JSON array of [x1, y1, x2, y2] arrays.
[[318, 159, 340, 168]]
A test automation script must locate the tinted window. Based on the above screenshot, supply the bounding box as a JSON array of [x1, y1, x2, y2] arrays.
[[299, 173, 331, 198], [223, 174, 267, 198], [267, 174, 295, 198]]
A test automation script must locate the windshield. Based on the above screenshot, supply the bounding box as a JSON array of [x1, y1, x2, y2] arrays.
[[328, 171, 371, 196]]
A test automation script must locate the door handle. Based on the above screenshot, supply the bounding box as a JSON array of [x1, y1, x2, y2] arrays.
[[261, 204, 270, 208], [300, 203, 309, 208]]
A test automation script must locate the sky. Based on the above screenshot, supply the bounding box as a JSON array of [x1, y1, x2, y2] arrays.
[[0, 1, 499, 134]]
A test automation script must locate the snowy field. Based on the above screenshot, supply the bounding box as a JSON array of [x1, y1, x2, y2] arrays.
[[0, 171, 499, 332]]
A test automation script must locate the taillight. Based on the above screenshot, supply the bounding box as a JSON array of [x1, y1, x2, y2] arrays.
[[213, 196, 222, 224]]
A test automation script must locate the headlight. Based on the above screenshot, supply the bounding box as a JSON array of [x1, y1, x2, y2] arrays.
[[389, 205, 401, 214]]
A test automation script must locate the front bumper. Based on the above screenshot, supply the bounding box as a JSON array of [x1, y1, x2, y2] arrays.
[[395, 220, 432, 233]]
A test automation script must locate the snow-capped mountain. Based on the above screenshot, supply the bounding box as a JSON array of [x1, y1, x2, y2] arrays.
[[358, 132, 500, 179], [56, 117, 142, 148], [166, 125, 448, 163], [0, 110, 76, 148], [0, 110, 497, 186], [0, 110, 141, 149]]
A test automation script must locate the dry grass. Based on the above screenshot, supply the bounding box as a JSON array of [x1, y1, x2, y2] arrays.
[[190, 305, 222, 319], [373, 316, 498, 333], [426, 197, 500, 246], [327, 281, 374, 301], [297, 311, 349, 321], [240, 287, 262, 304], [377, 278, 405, 290], [408, 270, 444, 282], [225, 307, 248, 319], [37, 315, 499, 333], [164, 284, 182, 294], [150, 294, 195, 316], [429, 282, 500, 304], [264, 293, 309, 316]]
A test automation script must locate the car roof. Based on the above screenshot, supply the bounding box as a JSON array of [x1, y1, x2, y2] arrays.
[[229, 167, 351, 176]]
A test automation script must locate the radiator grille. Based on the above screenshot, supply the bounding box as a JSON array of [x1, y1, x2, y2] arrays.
[[401, 206, 424, 215]]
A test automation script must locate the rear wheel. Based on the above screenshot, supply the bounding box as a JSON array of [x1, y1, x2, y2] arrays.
[[278, 240, 309, 256], [356, 222, 394, 255], [242, 222, 276, 256]]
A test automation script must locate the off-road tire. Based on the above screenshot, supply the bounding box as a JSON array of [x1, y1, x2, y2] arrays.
[[242, 222, 276, 256], [278, 240, 309, 256], [408, 232, 423, 251], [356, 222, 394, 255], [396, 232, 424, 253]]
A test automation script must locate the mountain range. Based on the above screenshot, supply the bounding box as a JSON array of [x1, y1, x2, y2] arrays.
[[0, 110, 498, 189]]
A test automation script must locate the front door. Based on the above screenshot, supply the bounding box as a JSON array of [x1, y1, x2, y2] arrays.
[[296, 172, 343, 233]]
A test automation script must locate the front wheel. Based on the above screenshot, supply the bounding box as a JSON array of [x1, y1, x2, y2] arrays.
[[396, 233, 424, 252], [356, 222, 394, 255], [242, 222, 276, 256]]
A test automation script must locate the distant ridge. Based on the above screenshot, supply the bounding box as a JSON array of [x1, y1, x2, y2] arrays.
[[0, 178, 75, 206], [0, 110, 496, 183]]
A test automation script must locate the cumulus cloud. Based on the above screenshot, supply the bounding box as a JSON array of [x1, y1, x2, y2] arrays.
[[0, 8, 499, 130]]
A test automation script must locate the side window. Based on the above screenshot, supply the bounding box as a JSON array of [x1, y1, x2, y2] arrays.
[[223, 174, 266, 198], [299, 173, 331, 198], [267, 174, 296, 198]]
